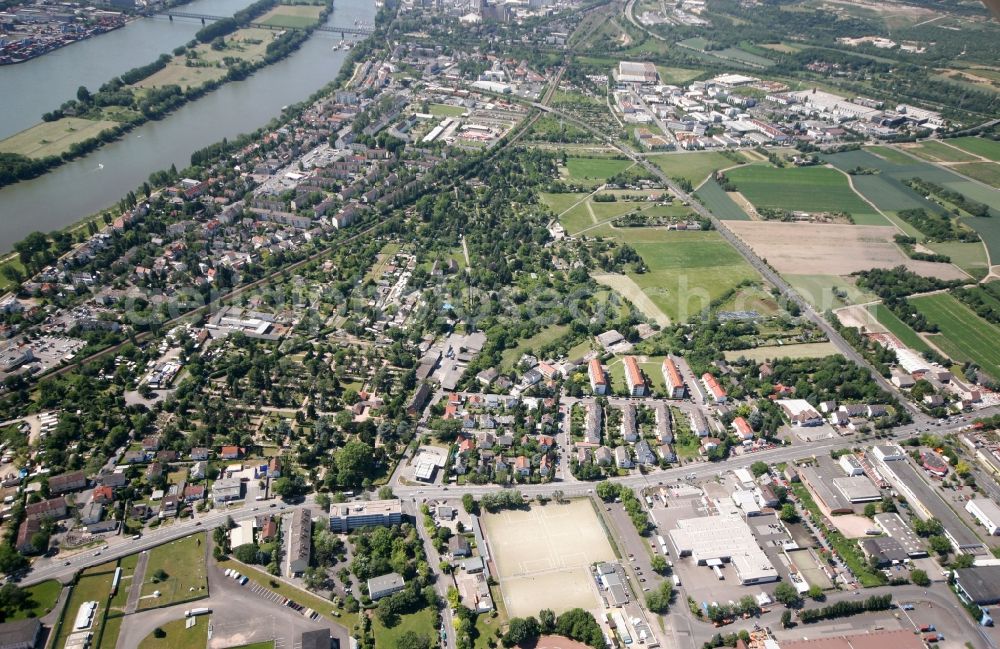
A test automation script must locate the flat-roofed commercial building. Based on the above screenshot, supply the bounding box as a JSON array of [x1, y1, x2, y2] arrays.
[[617, 61, 658, 84], [668, 514, 778, 584], [329, 499, 402, 533], [966, 498, 1000, 536], [367, 572, 405, 600], [874, 513, 927, 558]]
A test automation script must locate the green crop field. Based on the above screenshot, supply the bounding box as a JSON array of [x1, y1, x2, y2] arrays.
[[258, 4, 322, 27], [695, 177, 750, 220], [911, 293, 1000, 379], [0, 118, 119, 159], [563, 157, 633, 184], [867, 303, 931, 353], [725, 165, 880, 221], [948, 137, 1000, 162], [866, 146, 914, 165], [138, 534, 208, 609], [903, 141, 979, 164], [953, 162, 1000, 189], [648, 151, 742, 187]]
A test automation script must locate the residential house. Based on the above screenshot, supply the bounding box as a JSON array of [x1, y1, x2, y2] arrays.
[[662, 357, 686, 399], [48, 471, 87, 495], [588, 358, 608, 395], [624, 356, 648, 396], [615, 446, 633, 469], [621, 404, 638, 443]]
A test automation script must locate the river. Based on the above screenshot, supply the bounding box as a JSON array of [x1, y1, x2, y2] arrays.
[[0, 0, 374, 252]]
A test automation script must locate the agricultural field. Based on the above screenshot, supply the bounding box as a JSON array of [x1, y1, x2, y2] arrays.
[[694, 177, 750, 220], [728, 221, 967, 281], [648, 151, 743, 187], [947, 137, 1000, 163], [724, 165, 883, 222], [899, 141, 979, 164], [925, 241, 990, 280], [258, 4, 323, 28], [562, 156, 634, 186], [910, 292, 1000, 379], [0, 118, 119, 159], [866, 146, 914, 165], [953, 162, 1000, 189], [866, 303, 931, 353], [483, 500, 615, 618], [722, 342, 840, 362], [138, 533, 208, 610]]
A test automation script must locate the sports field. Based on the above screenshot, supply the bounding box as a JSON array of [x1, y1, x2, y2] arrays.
[[483, 500, 614, 618], [563, 156, 633, 186], [654, 66, 703, 85], [0, 118, 119, 159], [725, 166, 881, 221], [648, 151, 741, 187], [947, 137, 1000, 163], [258, 4, 323, 27], [428, 103, 466, 117], [589, 227, 758, 322], [722, 342, 840, 362], [910, 292, 1000, 379]]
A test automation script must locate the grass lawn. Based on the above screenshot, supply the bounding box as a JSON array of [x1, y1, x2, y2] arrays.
[[867, 303, 931, 353], [539, 192, 589, 217], [648, 151, 742, 187], [722, 342, 840, 362], [258, 4, 322, 27], [786, 274, 874, 310], [372, 607, 437, 648], [563, 157, 633, 185], [53, 562, 118, 649], [228, 642, 275, 649], [591, 228, 758, 322], [0, 118, 119, 159], [926, 241, 990, 280], [98, 614, 124, 649], [135, 62, 227, 90], [911, 293, 1000, 379], [725, 165, 880, 221], [654, 66, 704, 85], [607, 355, 667, 395], [138, 616, 208, 649], [5, 579, 62, 620], [235, 562, 359, 629], [903, 140, 979, 164], [474, 613, 504, 649], [138, 534, 208, 610], [428, 103, 465, 117], [952, 162, 1000, 189], [948, 137, 1000, 162], [500, 324, 571, 370]]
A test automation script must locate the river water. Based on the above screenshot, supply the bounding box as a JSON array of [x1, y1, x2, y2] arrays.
[[0, 0, 374, 252]]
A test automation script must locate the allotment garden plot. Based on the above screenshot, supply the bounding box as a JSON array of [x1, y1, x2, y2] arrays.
[[482, 500, 615, 618]]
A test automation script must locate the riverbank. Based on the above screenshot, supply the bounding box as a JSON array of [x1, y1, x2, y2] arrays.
[[0, 0, 329, 189]]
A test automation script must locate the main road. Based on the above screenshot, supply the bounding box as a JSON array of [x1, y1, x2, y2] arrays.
[[21, 408, 994, 589]]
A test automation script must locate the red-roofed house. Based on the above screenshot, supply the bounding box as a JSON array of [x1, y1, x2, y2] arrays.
[[732, 416, 754, 441], [701, 373, 727, 403], [624, 356, 648, 397], [588, 358, 608, 395]]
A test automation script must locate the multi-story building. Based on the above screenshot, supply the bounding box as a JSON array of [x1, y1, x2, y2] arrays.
[[329, 499, 402, 533]]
